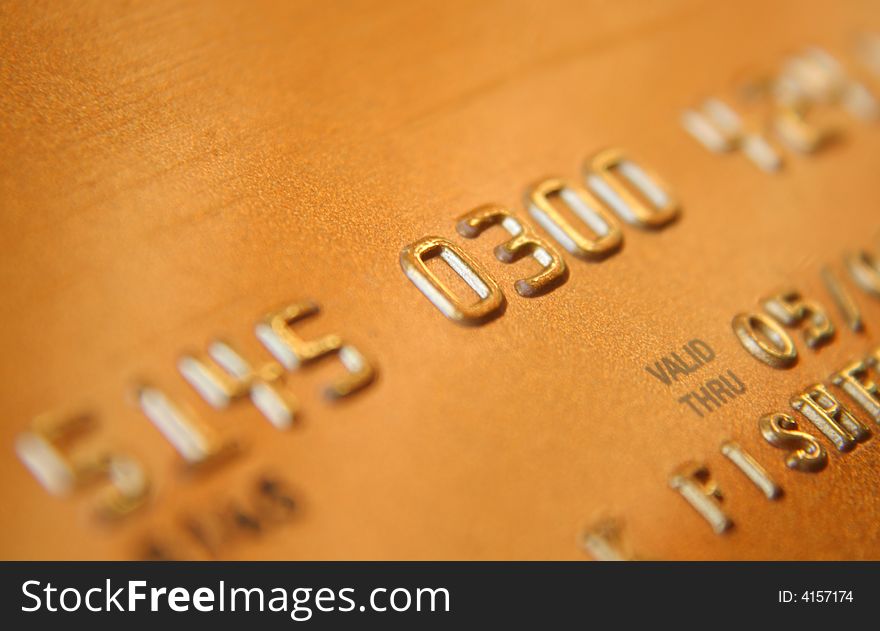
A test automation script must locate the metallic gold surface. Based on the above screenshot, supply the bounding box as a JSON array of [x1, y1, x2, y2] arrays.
[[1, 0, 880, 560]]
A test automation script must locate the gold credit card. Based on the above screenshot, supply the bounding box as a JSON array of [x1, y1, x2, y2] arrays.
[[2, 0, 880, 560]]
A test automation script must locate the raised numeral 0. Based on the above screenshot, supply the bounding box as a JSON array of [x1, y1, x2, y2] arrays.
[[526, 178, 622, 259], [399, 236, 505, 325], [585, 148, 680, 228], [732, 312, 798, 368]]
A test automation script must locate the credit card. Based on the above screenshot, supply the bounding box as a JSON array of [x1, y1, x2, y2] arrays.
[[2, 0, 879, 559]]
